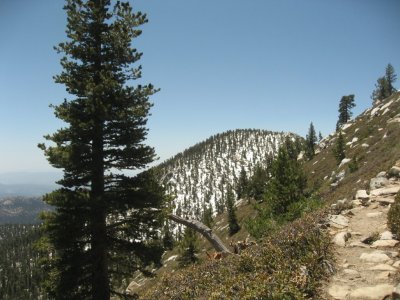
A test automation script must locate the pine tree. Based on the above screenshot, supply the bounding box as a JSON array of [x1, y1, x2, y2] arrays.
[[267, 142, 307, 215], [177, 227, 198, 267], [371, 64, 397, 104], [226, 186, 240, 235], [333, 130, 346, 165], [318, 131, 323, 142], [248, 164, 268, 201], [236, 167, 249, 200], [305, 122, 317, 160], [337, 94, 355, 130], [202, 205, 214, 228], [162, 221, 175, 251], [38, 1, 163, 298]]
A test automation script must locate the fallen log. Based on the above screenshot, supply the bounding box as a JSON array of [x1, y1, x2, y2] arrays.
[[167, 214, 232, 255]]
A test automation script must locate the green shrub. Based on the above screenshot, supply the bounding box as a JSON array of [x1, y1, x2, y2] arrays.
[[388, 192, 400, 238], [285, 197, 324, 222]]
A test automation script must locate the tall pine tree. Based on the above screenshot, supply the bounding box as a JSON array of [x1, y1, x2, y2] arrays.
[[337, 94, 355, 130], [333, 130, 346, 165], [305, 122, 317, 160], [371, 64, 397, 104], [226, 186, 240, 235], [38, 1, 164, 298]]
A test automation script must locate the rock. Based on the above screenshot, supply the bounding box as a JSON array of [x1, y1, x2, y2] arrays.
[[349, 241, 369, 248], [371, 239, 399, 248], [361, 143, 369, 148], [370, 177, 389, 189], [349, 284, 394, 299], [393, 283, 400, 300], [351, 200, 362, 206], [329, 284, 351, 299], [377, 171, 387, 178], [366, 212, 383, 218], [360, 251, 391, 263], [374, 271, 392, 280], [355, 189, 369, 200], [333, 232, 351, 246], [376, 197, 395, 205], [339, 158, 351, 167], [389, 166, 400, 178], [343, 268, 361, 279], [370, 186, 400, 196], [393, 261, 400, 268], [368, 264, 397, 271], [380, 231, 394, 240], [329, 215, 349, 228]]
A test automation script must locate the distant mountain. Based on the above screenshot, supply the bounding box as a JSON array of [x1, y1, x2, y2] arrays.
[[0, 196, 50, 224], [156, 129, 300, 221]]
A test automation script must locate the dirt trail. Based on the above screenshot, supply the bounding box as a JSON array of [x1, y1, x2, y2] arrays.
[[324, 172, 400, 299]]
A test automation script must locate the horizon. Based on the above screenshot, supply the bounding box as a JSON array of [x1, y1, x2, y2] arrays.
[[1, 0, 399, 174]]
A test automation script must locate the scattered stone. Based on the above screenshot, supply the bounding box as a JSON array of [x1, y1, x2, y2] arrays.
[[371, 240, 399, 248], [374, 271, 392, 281], [329, 284, 351, 299], [361, 143, 369, 148], [360, 251, 391, 263], [368, 264, 397, 271], [348, 284, 394, 299], [333, 232, 351, 246], [376, 171, 387, 178], [370, 186, 400, 196], [392, 261, 400, 268], [388, 166, 400, 178], [366, 212, 383, 218], [352, 199, 362, 206], [380, 231, 394, 240], [355, 190, 369, 200], [329, 215, 349, 228], [370, 177, 389, 189], [343, 268, 360, 279], [349, 241, 369, 248], [393, 283, 400, 300], [376, 197, 395, 205]]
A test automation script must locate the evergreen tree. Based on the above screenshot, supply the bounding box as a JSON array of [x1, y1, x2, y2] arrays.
[[333, 130, 346, 165], [202, 205, 214, 228], [371, 64, 397, 104], [305, 122, 317, 160], [236, 167, 249, 200], [162, 221, 174, 250], [38, 1, 163, 298], [337, 94, 355, 130], [318, 131, 323, 142], [177, 227, 198, 267], [226, 186, 240, 235], [248, 164, 269, 201], [267, 144, 307, 215]]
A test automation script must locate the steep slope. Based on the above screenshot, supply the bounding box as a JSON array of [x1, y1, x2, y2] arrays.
[[140, 92, 400, 299], [156, 129, 299, 221]]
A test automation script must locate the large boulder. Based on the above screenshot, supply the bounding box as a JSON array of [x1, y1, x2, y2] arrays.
[[370, 177, 389, 190], [355, 190, 369, 200], [333, 232, 351, 246], [370, 186, 400, 196], [349, 284, 394, 299], [388, 166, 400, 178], [371, 239, 399, 248], [329, 215, 349, 229], [360, 251, 391, 263]]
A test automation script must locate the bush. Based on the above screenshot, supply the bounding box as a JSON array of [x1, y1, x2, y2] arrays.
[[388, 192, 400, 238]]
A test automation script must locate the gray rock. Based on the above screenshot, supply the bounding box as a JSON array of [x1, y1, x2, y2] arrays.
[[349, 284, 394, 299], [360, 251, 391, 263], [370, 177, 389, 189], [371, 239, 399, 248], [329, 215, 349, 228], [376, 171, 387, 178], [389, 166, 400, 178], [333, 232, 351, 246], [368, 263, 397, 271], [380, 231, 394, 240], [370, 186, 400, 196], [355, 189, 369, 200]]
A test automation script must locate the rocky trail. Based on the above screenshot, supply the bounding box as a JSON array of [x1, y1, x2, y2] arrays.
[[324, 163, 400, 299]]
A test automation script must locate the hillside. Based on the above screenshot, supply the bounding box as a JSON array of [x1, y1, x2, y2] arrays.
[[139, 92, 400, 299], [0, 196, 50, 224], [156, 129, 299, 220]]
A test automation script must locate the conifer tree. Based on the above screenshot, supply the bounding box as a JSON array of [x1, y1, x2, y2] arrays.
[[236, 167, 249, 200], [202, 205, 214, 228], [318, 131, 323, 142], [267, 142, 307, 215], [162, 221, 175, 250], [177, 227, 198, 267], [305, 122, 317, 160], [337, 94, 355, 130], [248, 164, 269, 201], [38, 1, 163, 298], [333, 130, 346, 165], [226, 186, 240, 235], [371, 64, 397, 104]]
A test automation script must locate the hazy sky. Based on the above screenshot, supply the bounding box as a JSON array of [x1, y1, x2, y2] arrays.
[[0, 0, 399, 173]]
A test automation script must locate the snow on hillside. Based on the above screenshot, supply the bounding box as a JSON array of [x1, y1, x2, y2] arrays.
[[156, 129, 299, 224]]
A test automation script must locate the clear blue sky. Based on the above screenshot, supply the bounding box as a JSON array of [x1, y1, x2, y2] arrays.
[[0, 0, 399, 173]]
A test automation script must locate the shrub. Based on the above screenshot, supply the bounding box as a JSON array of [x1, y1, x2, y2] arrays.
[[388, 192, 400, 238]]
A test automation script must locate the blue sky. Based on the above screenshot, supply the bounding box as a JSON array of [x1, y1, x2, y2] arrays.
[[0, 0, 399, 174]]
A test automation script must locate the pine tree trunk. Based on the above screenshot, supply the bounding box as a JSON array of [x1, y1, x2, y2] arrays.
[[168, 214, 232, 255]]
